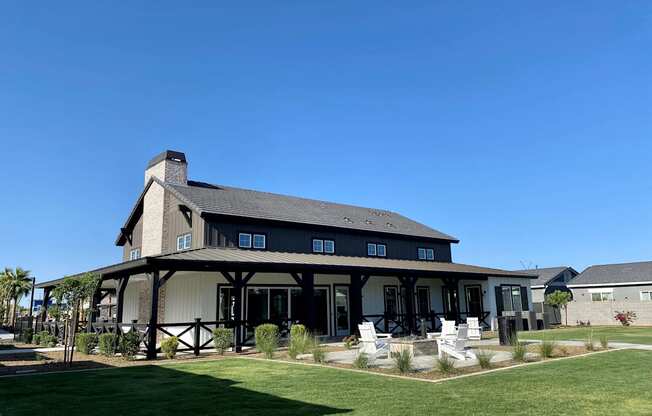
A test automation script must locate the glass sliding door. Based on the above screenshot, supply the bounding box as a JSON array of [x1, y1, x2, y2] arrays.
[[270, 289, 289, 322], [334, 286, 350, 336], [465, 285, 483, 318], [314, 288, 329, 336], [247, 288, 269, 328], [219, 287, 235, 321]]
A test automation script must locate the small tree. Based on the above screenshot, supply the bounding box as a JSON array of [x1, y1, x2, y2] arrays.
[[51, 273, 101, 365], [545, 290, 572, 327]]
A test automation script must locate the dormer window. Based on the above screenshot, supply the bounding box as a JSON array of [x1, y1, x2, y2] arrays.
[[313, 239, 335, 254], [177, 233, 192, 250], [367, 243, 386, 257], [129, 248, 141, 260], [239, 233, 266, 250], [418, 248, 435, 261]]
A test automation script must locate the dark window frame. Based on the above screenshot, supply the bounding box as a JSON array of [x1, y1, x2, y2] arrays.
[[129, 247, 141, 260], [383, 285, 400, 319], [415, 286, 431, 317]]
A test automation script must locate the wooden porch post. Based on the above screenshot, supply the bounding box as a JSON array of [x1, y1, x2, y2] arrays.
[[232, 271, 243, 353], [87, 288, 102, 332], [301, 272, 316, 332], [400, 276, 417, 335], [349, 273, 363, 333], [146, 271, 160, 360], [115, 276, 130, 323], [41, 288, 51, 325]]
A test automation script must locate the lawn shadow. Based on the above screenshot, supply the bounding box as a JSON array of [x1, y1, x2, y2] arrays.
[[0, 351, 114, 376], [0, 363, 352, 416]]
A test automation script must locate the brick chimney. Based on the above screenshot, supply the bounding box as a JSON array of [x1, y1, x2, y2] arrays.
[[144, 150, 188, 186]]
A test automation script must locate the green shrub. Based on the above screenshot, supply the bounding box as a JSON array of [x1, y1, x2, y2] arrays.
[[212, 328, 232, 355], [255, 324, 279, 359], [75, 333, 98, 355], [21, 328, 34, 344], [32, 333, 41, 345], [120, 330, 141, 360], [392, 349, 413, 374], [98, 333, 119, 356], [352, 352, 369, 369], [539, 339, 556, 359], [312, 339, 326, 364], [512, 341, 527, 362], [38, 331, 50, 346], [600, 335, 609, 349], [44, 335, 57, 347], [288, 325, 311, 359], [436, 354, 456, 374], [161, 336, 179, 359], [476, 350, 494, 369]]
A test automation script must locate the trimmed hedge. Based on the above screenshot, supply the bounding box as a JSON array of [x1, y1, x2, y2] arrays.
[[161, 336, 179, 359], [120, 330, 140, 360], [255, 324, 279, 359], [75, 333, 98, 355], [212, 328, 232, 355]]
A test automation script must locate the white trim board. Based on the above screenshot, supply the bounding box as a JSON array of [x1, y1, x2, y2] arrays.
[[568, 281, 652, 288]]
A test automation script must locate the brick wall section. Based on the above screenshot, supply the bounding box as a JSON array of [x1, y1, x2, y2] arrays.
[[566, 300, 652, 325]]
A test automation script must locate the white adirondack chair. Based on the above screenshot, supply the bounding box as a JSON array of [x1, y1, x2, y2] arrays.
[[466, 317, 482, 341], [427, 318, 457, 340], [437, 324, 477, 361], [358, 323, 391, 358]]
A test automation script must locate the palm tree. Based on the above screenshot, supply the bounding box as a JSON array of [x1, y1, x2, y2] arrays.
[[2, 267, 33, 328], [0, 271, 11, 324]]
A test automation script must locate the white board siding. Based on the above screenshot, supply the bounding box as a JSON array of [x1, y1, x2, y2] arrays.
[[162, 272, 223, 346], [122, 281, 141, 323]]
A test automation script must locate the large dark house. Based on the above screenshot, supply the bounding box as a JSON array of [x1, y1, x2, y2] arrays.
[[37, 150, 535, 357]]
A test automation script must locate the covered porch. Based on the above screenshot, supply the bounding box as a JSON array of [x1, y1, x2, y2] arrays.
[[36, 248, 535, 359]]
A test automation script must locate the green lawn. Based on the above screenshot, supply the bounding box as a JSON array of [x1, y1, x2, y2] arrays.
[[521, 326, 652, 345], [1, 351, 651, 415]]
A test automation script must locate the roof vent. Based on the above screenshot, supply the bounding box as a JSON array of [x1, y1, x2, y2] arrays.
[[365, 219, 374, 225], [343, 216, 353, 224], [386, 222, 395, 228], [370, 210, 391, 217]]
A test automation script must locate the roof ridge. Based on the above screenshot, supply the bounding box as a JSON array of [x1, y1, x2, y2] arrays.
[[585, 260, 652, 269]]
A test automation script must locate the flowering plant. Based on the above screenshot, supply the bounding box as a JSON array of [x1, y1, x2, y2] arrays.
[[614, 310, 637, 326]]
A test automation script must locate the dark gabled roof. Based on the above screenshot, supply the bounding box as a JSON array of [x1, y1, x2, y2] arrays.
[[167, 180, 459, 242], [36, 247, 536, 288], [568, 261, 652, 286], [515, 266, 577, 287]]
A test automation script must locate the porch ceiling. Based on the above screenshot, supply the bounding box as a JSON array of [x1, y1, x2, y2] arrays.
[[37, 248, 535, 288]]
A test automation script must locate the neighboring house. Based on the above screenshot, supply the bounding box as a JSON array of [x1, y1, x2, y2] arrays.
[[36, 150, 536, 357], [516, 266, 578, 326], [517, 266, 578, 303], [566, 261, 652, 326]]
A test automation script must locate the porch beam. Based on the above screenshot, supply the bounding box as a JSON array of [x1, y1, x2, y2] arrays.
[[290, 272, 302, 285], [220, 271, 236, 285], [146, 271, 160, 359], [159, 270, 177, 287], [243, 271, 256, 285], [87, 288, 102, 332]]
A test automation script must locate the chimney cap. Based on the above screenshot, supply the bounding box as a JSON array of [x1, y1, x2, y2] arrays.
[[147, 150, 187, 168]]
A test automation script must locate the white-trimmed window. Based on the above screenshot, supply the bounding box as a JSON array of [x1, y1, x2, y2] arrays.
[[323, 239, 335, 254], [239, 233, 266, 249], [367, 243, 386, 257], [418, 248, 435, 261], [177, 233, 192, 250], [313, 239, 335, 254], [239, 233, 252, 248], [129, 248, 141, 260], [253, 234, 266, 249], [640, 291, 652, 301], [589, 288, 613, 302]]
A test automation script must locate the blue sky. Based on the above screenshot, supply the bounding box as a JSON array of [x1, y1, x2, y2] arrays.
[[1, 2, 651, 290]]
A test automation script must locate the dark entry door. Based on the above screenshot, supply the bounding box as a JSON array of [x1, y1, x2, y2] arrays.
[[465, 286, 483, 318], [313, 288, 329, 336], [442, 286, 459, 321]]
